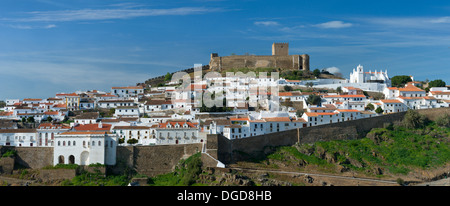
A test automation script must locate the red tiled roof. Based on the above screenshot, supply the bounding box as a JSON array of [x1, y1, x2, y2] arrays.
[[381, 99, 402, 103], [74, 123, 112, 131], [262, 117, 292, 122], [38, 123, 70, 129]]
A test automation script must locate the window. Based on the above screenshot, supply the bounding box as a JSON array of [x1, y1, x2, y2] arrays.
[[92, 141, 95, 146], [73, 141, 76, 146], [98, 141, 101, 146]]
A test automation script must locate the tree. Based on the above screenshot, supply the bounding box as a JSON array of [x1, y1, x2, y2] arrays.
[[391, 75, 412, 88], [47, 116, 53, 122], [27, 116, 35, 123], [164, 72, 172, 81], [284, 85, 293, 91], [336, 86, 342, 94], [127, 138, 138, 145], [375, 107, 383, 114], [427, 79, 446, 88], [365, 103, 375, 111], [313, 69, 321, 78], [306, 94, 321, 106]]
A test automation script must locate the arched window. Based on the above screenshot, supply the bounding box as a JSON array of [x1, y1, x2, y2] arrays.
[[83, 141, 86, 147], [58, 141, 60, 146], [68, 141, 71, 146], [73, 141, 76, 146], [92, 141, 95, 146], [98, 141, 101, 146], [110, 140, 114, 147]]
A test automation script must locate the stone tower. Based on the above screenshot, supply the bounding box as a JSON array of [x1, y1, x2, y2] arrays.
[[272, 43, 289, 56]]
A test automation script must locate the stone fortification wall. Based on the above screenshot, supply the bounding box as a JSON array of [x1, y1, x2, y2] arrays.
[[207, 111, 408, 164], [113, 143, 203, 177], [210, 54, 309, 72], [0, 146, 53, 169]]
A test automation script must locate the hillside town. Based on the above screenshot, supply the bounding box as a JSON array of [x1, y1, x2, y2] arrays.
[[0, 44, 449, 168]]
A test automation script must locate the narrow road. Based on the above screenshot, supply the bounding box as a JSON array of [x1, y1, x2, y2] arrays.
[[229, 167, 399, 185]]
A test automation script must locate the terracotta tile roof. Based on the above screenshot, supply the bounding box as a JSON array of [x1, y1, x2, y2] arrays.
[[0, 129, 37, 133], [44, 111, 60, 115], [398, 83, 424, 92], [37, 123, 70, 129], [262, 117, 292, 122], [279, 92, 293, 96], [337, 109, 360, 112], [23, 98, 42, 101], [304, 112, 337, 117], [380, 99, 402, 103], [59, 131, 111, 135], [229, 117, 250, 121], [0, 111, 13, 116], [73, 123, 112, 131], [145, 100, 173, 105], [113, 126, 151, 130]]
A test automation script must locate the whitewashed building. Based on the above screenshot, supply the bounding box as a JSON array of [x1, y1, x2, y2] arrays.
[[0, 129, 37, 147], [53, 131, 118, 166], [37, 123, 71, 147]]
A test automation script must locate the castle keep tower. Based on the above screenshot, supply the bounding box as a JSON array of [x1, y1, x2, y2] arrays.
[[272, 43, 289, 56]]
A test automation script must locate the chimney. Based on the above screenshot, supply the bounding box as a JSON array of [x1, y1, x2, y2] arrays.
[[98, 121, 103, 128]]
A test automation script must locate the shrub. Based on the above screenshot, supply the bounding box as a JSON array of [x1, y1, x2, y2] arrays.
[[2, 150, 17, 158], [403, 109, 428, 129], [435, 114, 450, 128]]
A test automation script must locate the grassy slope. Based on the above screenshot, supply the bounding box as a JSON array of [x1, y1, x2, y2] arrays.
[[260, 121, 450, 176]]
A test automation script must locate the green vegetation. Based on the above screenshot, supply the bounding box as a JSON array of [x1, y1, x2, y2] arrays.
[[427, 79, 446, 88], [391, 75, 412, 88], [62, 171, 130, 186], [306, 94, 321, 106], [261, 114, 450, 176], [148, 153, 203, 186], [1, 149, 17, 158]]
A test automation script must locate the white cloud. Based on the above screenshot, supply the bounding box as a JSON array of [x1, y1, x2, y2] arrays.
[[7, 24, 57, 29], [44, 24, 56, 29], [315, 21, 353, 29], [254, 21, 279, 26], [429, 16, 450, 24], [6, 7, 223, 22], [323, 66, 341, 74]]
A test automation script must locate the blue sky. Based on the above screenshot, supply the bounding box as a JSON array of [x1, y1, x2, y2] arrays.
[[0, 0, 449, 100]]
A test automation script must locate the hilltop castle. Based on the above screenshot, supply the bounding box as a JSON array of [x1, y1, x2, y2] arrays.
[[209, 43, 310, 72]]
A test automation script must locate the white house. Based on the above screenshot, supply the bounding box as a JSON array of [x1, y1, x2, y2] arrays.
[[112, 125, 152, 145], [53, 131, 118, 166], [73, 112, 99, 125], [37, 123, 71, 147], [111, 86, 144, 98], [0, 129, 37, 147], [380, 99, 408, 114], [152, 121, 200, 145], [398, 83, 426, 98], [97, 100, 136, 109], [114, 106, 140, 118]]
